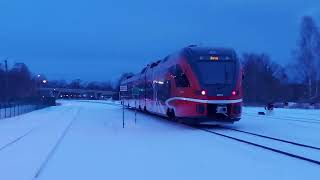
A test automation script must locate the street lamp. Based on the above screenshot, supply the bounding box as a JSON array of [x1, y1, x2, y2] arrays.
[[35, 74, 41, 92], [4, 59, 8, 105]]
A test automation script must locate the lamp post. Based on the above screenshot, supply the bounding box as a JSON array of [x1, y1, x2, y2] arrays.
[[34, 74, 40, 97], [35, 75, 47, 95], [35, 75, 47, 89], [2, 59, 9, 118], [4, 59, 8, 105]]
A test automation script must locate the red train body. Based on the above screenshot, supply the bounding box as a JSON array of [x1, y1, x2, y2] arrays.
[[121, 46, 243, 124]]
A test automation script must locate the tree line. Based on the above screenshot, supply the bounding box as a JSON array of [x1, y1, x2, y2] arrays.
[[46, 79, 114, 91], [0, 62, 116, 102], [242, 16, 320, 104], [0, 63, 37, 102]]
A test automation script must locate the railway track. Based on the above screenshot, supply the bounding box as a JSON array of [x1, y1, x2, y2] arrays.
[[190, 124, 320, 166], [79, 101, 320, 165], [0, 106, 80, 179], [33, 108, 80, 179], [77, 100, 123, 107], [0, 128, 37, 152], [221, 126, 320, 150], [244, 113, 320, 124], [0, 108, 70, 153]]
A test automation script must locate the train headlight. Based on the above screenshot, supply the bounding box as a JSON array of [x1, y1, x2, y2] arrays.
[[232, 90, 237, 96], [201, 90, 206, 96]]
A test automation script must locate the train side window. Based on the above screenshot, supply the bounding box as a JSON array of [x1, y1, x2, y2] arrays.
[[171, 65, 190, 88], [146, 81, 153, 99]]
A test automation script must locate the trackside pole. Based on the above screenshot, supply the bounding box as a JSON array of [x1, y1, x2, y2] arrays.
[[122, 99, 125, 128], [120, 85, 128, 129], [135, 100, 137, 124]]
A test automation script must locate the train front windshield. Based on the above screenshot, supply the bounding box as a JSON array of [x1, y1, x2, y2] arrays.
[[196, 61, 235, 85], [192, 53, 237, 85]]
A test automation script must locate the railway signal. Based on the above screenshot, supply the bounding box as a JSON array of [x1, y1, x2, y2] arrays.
[[120, 85, 128, 128], [120, 85, 128, 92]]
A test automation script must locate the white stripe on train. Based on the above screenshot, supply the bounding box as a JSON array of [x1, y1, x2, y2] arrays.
[[165, 97, 243, 109]]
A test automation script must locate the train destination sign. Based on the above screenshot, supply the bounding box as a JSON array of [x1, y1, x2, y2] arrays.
[[120, 85, 128, 92]]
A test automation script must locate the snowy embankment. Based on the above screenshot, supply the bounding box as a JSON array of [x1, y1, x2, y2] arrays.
[[0, 100, 319, 180]]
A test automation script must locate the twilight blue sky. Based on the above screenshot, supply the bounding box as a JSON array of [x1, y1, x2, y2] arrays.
[[0, 0, 319, 81]]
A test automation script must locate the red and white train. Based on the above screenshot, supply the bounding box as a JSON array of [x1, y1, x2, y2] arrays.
[[121, 46, 243, 124]]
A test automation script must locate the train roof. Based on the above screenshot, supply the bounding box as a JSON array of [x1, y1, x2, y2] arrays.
[[182, 46, 237, 57], [121, 46, 238, 85], [121, 73, 140, 84]]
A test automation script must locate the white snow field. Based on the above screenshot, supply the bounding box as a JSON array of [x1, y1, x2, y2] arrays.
[[0, 100, 319, 180]]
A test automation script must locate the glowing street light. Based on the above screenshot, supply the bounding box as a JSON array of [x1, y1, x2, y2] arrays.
[[42, 80, 47, 84]]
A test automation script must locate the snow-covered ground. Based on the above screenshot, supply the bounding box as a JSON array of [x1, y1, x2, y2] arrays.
[[0, 100, 319, 180], [239, 107, 320, 147]]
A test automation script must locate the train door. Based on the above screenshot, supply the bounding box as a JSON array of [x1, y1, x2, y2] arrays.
[[145, 70, 153, 112], [139, 67, 148, 111], [156, 74, 171, 115], [143, 73, 147, 110], [149, 62, 158, 113], [151, 68, 157, 113]]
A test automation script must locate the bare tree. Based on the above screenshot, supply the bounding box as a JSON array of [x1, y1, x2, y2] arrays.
[[314, 25, 320, 97], [8, 63, 34, 99], [293, 16, 320, 99]]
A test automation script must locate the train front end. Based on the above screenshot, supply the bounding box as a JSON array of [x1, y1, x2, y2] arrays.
[[180, 47, 243, 124]]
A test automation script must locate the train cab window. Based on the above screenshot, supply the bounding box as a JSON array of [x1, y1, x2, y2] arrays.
[[171, 65, 190, 88]]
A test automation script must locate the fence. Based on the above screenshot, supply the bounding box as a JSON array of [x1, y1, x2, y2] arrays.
[[0, 99, 54, 120]]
